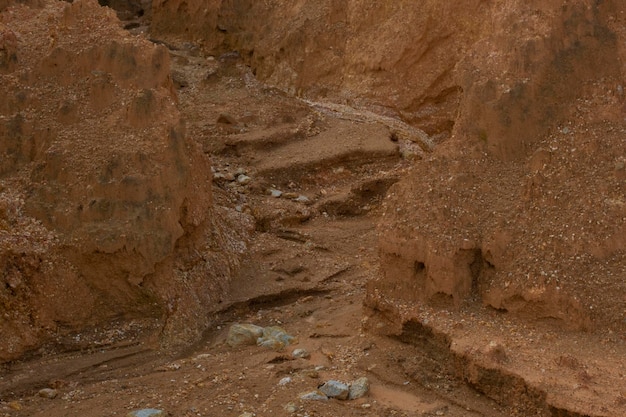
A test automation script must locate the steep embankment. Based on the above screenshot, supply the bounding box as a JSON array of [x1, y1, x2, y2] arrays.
[[0, 0, 246, 361], [150, 0, 626, 337], [374, 0, 626, 341], [150, 0, 491, 140], [365, 1, 626, 415], [149, 0, 626, 414]]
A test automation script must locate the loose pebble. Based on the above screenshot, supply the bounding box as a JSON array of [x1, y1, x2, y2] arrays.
[[299, 390, 329, 401], [126, 409, 164, 417], [38, 388, 58, 399], [292, 348, 310, 359]]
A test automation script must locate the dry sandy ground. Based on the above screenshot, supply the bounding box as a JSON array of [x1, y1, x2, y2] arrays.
[[0, 38, 513, 417], [1, 6, 625, 416]]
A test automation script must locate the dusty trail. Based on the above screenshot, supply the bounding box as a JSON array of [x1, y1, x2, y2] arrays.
[[0, 42, 511, 417], [2, 13, 623, 416]]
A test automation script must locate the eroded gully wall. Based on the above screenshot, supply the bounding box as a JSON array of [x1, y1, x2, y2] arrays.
[[0, 0, 247, 361], [150, 0, 626, 334]]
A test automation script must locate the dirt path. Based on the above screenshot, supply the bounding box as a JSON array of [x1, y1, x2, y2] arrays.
[[4, 37, 623, 417], [0, 42, 513, 417]]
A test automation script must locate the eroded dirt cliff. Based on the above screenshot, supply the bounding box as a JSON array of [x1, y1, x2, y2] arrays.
[[0, 0, 247, 362], [150, 0, 496, 141], [149, 0, 626, 355], [372, 0, 626, 338], [1, 0, 625, 416]]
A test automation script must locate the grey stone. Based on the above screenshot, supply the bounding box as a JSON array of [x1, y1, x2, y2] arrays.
[[299, 390, 328, 401], [38, 388, 58, 399], [292, 348, 310, 359], [269, 188, 283, 198], [257, 326, 296, 350], [213, 172, 227, 181], [237, 174, 252, 185], [284, 402, 298, 413], [348, 377, 370, 399], [319, 380, 349, 400], [126, 409, 164, 417], [227, 323, 264, 347]]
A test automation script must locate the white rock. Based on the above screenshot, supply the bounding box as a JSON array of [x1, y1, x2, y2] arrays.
[[292, 348, 310, 359], [269, 188, 283, 198], [38, 388, 58, 399], [126, 409, 164, 417], [237, 174, 252, 185]]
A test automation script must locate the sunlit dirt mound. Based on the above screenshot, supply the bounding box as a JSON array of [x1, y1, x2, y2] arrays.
[[0, 0, 246, 362]]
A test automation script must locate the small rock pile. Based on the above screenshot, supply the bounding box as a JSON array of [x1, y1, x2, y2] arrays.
[[300, 377, 369, 401], [227, 323, 297, 350]]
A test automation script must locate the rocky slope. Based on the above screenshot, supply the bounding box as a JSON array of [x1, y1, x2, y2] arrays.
[[0, 0, 625, 415], [149, 0, 626, 338], [0, 0, 246, 362], [150, 0, 494, 141], [149, 0, 626, 414], [373, 0, 626, 335]]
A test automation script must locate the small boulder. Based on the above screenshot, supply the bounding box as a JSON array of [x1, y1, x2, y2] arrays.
[[319, 380, 349, 400], [299, 390, 329, 401], [349, 377, 370, 399], [257, 326, 296, 350], [38, 388, 58, 399], [227, 324, 264, 347]]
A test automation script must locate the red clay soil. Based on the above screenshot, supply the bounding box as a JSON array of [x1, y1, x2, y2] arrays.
[[1, 1, 625, 416]]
